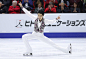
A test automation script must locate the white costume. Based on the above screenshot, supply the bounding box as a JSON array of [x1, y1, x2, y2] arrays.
[[22, 7, 71, 55]]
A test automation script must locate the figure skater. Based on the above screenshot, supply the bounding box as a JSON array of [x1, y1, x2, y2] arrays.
[[19, 2, 72, 56]]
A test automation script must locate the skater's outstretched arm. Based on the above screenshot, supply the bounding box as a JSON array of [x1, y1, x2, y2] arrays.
[[19, 2, 36, 20], [45, 15, 61, 24]]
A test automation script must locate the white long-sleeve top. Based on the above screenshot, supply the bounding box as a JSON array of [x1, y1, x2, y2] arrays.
[[22, 7, 58, 34]]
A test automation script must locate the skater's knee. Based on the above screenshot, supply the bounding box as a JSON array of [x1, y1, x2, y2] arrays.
[[22, 34, 26, 39], [22, 34, 31, 40]]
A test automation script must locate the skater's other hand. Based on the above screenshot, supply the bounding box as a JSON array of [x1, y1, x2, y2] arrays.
[[57, 15, 61, 20], [18, 2, 23, 7]]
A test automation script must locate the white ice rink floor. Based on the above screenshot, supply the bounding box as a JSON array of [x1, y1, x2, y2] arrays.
[[0, 38, 86, 59]]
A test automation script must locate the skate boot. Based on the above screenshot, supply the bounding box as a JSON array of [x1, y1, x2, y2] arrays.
[[23, 52, 32, 56], [68, 43, 72, 54]]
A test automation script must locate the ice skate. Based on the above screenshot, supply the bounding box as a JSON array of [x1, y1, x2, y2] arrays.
[[68, 43, 72, 54], [23, 52, 32, 56]]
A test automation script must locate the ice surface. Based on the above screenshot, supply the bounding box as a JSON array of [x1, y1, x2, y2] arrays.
[[0, 38, 86, 59]]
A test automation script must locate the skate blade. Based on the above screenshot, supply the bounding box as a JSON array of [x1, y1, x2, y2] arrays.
[[23, 54, 32, 56], [69, 43, 72, 54]]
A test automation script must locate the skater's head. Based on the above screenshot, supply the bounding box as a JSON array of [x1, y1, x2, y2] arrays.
[[37, 10, 44, 21]]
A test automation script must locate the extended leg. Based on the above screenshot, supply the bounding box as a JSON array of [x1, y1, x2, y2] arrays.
[[37, 35, 70, 53]]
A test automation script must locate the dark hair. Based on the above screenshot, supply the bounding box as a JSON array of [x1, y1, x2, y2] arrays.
[[38, 10, 44, 16]]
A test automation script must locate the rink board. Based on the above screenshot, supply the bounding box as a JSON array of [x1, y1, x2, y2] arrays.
[[0, 32, 86, 38], [0, 13, 86, 38]]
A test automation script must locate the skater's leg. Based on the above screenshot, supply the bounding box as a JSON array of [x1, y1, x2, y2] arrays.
[[38, 35, 69, 53], [22, 33, 37, 53]]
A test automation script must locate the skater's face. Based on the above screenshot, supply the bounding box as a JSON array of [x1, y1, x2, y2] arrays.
[[38, 13, 43, 21]]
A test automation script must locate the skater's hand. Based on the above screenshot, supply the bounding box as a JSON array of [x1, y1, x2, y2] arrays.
[[56, 15, 61, 20], [18, 2, 23, 8]]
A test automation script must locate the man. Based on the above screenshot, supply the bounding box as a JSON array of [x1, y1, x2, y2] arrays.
[[0, 0, 12, 13], [22, 0, 33, 11], [71, 2, 80, 13], [0, 1, 7, 14], [57, 2, 69, 13], [19, 2, 72, 56], [0, 0, 11, 7], [69, 0, 80, 7], [44, 2, 56, 13], [12, 0, 22, 4], [8, 1, 20, 14], [34, 0, 44, 8], [46, 0, 58, 5], [45, 0, 58, 8], [34, 3, 44, 13], [59, 0, 66, 4]]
